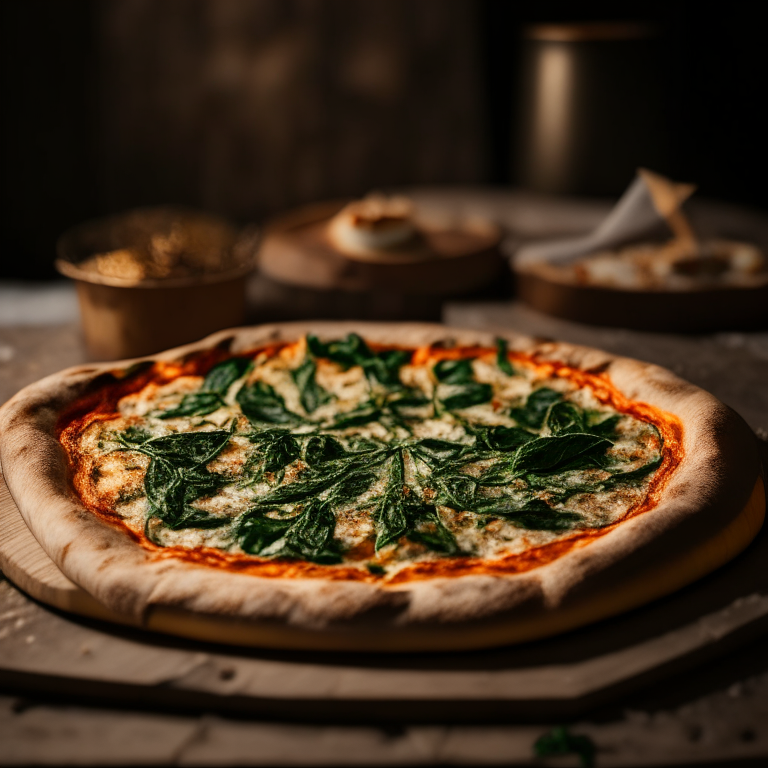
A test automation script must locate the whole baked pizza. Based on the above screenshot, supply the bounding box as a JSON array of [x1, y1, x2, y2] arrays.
[[0, 322, 763, 650]]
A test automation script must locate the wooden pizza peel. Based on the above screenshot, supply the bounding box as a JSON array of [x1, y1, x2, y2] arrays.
[[2, 460, 767, 722]]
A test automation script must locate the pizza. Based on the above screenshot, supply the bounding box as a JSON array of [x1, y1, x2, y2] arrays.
[[0, 322, 763, 651]]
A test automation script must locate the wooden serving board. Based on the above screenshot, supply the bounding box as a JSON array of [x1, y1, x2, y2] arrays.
[[258, 200, 504, 295], [2, 467, 768, 721]]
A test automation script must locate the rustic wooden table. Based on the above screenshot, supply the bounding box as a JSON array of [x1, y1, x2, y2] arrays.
[[2, 189, 767, 766]]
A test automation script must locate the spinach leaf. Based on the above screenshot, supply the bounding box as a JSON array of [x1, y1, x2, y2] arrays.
[[602, 455, 662, 488], [347, 437, 385, 454], [237, 512, 293, 555], [329, 469, 379, 506], [514, 434, 612, 475], [120, 425, 152, 445], [181, 464, 229, 500], [433, 474, 478, 510], [165, 506, 229, 531], [159, 358, 250, 419], [258, 467, 350, 505], [372, 489, 409, 551], [585, 413, 622, 439], [433, 358, 474, 384], [486, 425, 538, 451], [159, 391, 223, 420], [547, 404, 622, 439], [328, 401, 381, 429], [495, 337, 515, 376], [388, 388, 430, 412], [376, 349, 411, 379], [510, 388, 562, 429], [283, 499, 340, 563], [432, 358, 493, 410], [405, 501, 459, 554], [477, 459, 516, 487], [371, 452, 459, 554], [238, 501, 340, 563], [308, 333, 409, 388], [547, 402, 585, 435], [410, 438, 468, 464], [262, 434, 300, 478], [305, 449, 384, 499], [236, 381, 302, 425], [307, 333, 371, 369], [125, 424, 235, 532], [139, 427, 233, 467], [476, 496, 581, 531], [364, 349, 410, 388], [439, 382, 493, 411], [303, 435, 346, 466], [145, 458, 182, 518], [372, 452, 407, 550], [144, 458, 228, 530], [203, 357, 251, 396], [291, 357, 332, 414]]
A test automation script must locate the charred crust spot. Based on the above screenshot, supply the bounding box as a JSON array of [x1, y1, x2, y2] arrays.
[[86, 372, 121, 392], [118, 361, 154, 380], [215, 336, 236, 352], [585, 361, 612, 374]]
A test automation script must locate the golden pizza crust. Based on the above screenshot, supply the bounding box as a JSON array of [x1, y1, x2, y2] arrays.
[[0, 322, 763, 650]]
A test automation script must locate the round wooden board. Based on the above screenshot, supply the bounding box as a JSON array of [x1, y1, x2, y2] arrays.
[[259, 200, 504, 294], [515, 269, 768, 332]]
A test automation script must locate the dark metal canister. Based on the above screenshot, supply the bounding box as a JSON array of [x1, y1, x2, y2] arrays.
[[515, 22, 668, 195]]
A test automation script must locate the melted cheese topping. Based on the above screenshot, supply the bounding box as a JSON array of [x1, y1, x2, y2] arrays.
[[58, 338, 681, 582]]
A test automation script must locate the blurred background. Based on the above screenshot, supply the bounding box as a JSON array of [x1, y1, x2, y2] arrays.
[[2, 0, 766, 282]]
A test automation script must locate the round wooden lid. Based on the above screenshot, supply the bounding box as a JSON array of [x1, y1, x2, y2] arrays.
[[258, 200, 504, 295]]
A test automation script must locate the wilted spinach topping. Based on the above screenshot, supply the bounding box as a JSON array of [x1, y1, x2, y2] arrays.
[[112, 335, 663, 566]]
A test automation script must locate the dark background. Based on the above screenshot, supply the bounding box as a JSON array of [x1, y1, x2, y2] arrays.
[[2, 0, 766, 280]]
